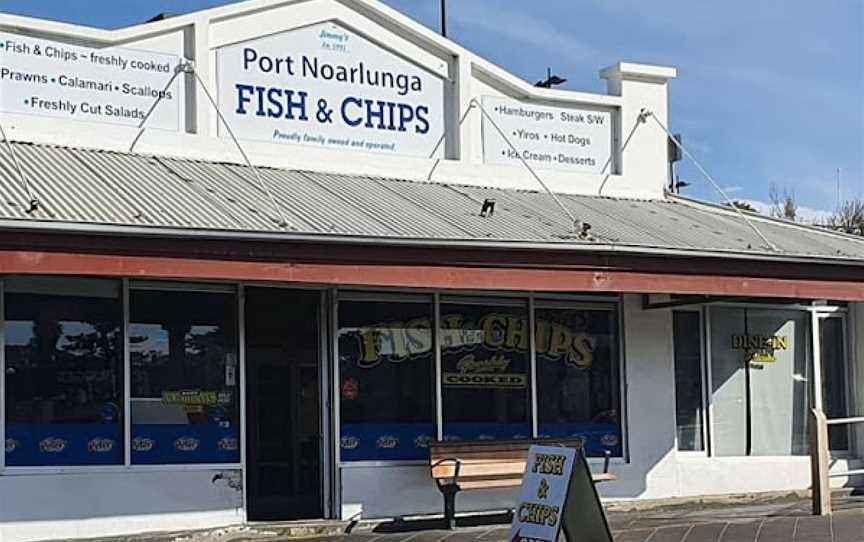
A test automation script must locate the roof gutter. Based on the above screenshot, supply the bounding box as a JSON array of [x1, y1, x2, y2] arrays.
[[1, 218, 864, 269]]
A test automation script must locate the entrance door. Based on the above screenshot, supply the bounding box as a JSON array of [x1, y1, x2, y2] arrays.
[[245, 288, 323, 521]]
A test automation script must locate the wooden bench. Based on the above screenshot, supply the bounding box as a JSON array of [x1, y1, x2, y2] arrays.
[[429, 438, 616, 529]]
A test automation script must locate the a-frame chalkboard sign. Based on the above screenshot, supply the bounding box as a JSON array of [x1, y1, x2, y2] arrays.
[[510, 445, 613, 542]]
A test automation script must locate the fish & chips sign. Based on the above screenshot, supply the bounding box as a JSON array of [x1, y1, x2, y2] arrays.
[[348, 312, 596, 370], [217, 22, 445, 157], [512, 445, 614, 542]]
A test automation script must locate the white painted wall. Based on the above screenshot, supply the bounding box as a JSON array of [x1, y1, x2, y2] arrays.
[[0, 469, 243, 542], [0, 0, 676, 199]]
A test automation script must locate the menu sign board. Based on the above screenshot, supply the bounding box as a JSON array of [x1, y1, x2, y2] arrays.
[[512, 445, 613, 542], [0, 32, 181, 130], [482, 96, 612, 174], [216, 22, 445, 158]]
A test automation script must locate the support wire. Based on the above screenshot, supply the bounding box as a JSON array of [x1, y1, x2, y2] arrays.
[[641, 109, 778, 252], [191, 69, 290, 228], [472, 98, 581, 231], [126, 59, 290, 229], [0, 121, 38, 212], [128, 64, 183, 153]]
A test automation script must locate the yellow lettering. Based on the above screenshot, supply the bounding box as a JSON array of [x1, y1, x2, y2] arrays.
[[359, 329, 381, 365], [482, 313, 507, 348], [505, 315, 530, 350], [548, 324, 573, 358], [405, 318, 432, 355], [534, 319, 551, 355], [571, 334, 595, 368]]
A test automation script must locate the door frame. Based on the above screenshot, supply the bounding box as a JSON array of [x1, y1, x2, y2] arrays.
[[240, 284, 335, 521], [813, 310, 853, 456]]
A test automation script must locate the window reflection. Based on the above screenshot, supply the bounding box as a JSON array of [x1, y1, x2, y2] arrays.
[[129, 289, 239, 464], [535, 307, 621, 457], [4, 278, 123, 466], [441, 302, 531, 441], [338, 300, 435, 461]]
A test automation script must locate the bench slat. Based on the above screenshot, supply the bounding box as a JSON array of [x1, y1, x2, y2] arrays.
[[432, 461, 526, 479]]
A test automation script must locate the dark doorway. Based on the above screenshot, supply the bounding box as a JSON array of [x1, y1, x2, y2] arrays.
[[245, 288, 323, 521]]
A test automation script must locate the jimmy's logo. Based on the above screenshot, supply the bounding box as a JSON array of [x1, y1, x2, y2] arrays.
[[376, 435, 399, 449], [174, 437, 200, 452], [132, 437, 155, 452], [601, 434, 620, 447], [88, 438, 115, 453], [218, 437, 238, 451], [414, 434, 433, 449], [5, 438, 19, 453], [39, 437, 67, 453], [340, 436, 360, 450]]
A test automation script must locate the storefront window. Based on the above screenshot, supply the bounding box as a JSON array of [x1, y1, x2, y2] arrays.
[[710, 307, 810, 456], [536, 306, 622, 457], [4, 278, 124, 466], [338, 299, 435, 461], [673, 311, 705, 451], [441, 301, 531, 441], [820, 317, 849, 451], [129, 289, 239, 464]]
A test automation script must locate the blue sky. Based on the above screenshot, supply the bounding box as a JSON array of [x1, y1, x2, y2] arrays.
[[1, 0, 861, 219]]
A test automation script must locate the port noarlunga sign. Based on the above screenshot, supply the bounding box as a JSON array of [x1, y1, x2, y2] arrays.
[[217, 21, 445, 157]]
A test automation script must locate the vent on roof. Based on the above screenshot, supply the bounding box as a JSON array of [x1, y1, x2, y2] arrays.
[[146, 12, 179, 23]]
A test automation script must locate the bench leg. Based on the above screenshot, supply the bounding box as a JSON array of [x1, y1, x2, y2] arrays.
[[440, 484, 459, 530]]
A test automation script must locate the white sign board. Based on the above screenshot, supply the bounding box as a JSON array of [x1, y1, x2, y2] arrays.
[[0, 32, 181, 130], [482, 96, 613, 174], [511, 445, 577, 542], [216, 22, 445, 158]]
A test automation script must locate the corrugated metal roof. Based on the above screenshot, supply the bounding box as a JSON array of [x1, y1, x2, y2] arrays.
[[1, 141, 864, 263]]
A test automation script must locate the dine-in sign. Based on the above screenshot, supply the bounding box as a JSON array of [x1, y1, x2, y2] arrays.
[[512, 445, 612, 542], [216, 22, 445, 158]]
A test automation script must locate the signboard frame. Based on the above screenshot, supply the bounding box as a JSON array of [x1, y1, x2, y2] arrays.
[[481, 95, 617, 176], [0, 31, 183, 131], [511, 444, 613, 542], [214, 20, 446, 158]]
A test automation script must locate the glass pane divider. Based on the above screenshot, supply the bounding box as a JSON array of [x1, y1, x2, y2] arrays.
[[705, 305, 716, 458], [123, 278, 131, 468], [237, 284, 247, 512], [434, 292, 443, 442], [529, 295, 538, 439]]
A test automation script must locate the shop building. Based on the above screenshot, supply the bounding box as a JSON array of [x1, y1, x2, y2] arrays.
[[0, 0, 862, 540]]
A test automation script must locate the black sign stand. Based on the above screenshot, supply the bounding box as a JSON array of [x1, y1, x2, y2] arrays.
[[560, 450, 614, 542]]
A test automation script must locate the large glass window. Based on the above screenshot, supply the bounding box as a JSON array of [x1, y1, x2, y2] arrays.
[[338, 299, 435, 461], [440, 301, 531, 441], [820, 316, 849, 451], [536, 306, 621, 457], [4, 278, 124, 466], [710, 308, 810, 456], [673, 311, 705, 451], [129, 289, 239, 464]]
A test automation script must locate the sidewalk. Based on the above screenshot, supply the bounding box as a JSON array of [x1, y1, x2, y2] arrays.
[[53, 492, 864, 542]]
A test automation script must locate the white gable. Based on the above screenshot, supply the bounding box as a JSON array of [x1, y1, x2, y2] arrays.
[[0, 0, 676, 199]]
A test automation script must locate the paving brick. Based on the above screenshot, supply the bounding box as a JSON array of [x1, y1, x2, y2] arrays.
[[716, 521, 760, 541], [793, 516, 833, 542], [681, 522, 726, 542], [753, 517, 797, 542], [640, 525, 690, 542]]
